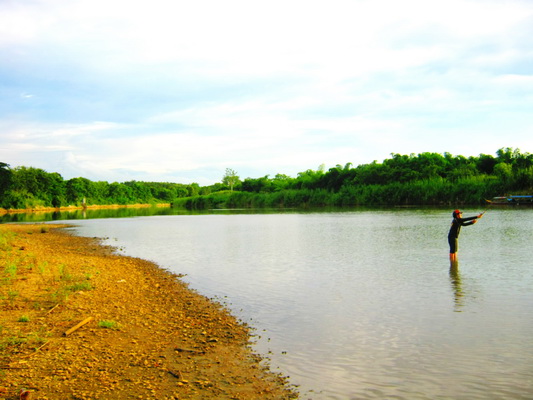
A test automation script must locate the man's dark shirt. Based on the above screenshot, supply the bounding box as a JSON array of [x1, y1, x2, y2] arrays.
[[448, 215, 477, 239]]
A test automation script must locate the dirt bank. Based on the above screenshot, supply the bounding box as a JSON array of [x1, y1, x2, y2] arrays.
[[0, 224, 298, 399]]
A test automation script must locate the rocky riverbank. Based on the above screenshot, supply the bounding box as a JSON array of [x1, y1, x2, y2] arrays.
[[0, 224, 298, 399]]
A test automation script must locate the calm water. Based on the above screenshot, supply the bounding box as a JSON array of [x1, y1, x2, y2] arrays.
[[52, 208, 532, 399]]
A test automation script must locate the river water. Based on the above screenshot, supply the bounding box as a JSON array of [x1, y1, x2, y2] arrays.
[[41, 208, 533, 399]]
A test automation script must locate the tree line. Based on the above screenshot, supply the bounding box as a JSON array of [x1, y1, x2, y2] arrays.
[[177, 148, 533, 209], [0, 163, 200, 210], [1, 148, 532, 210]]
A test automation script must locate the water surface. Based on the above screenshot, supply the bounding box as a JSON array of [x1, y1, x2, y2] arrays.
[[58, 208, 533, 399]]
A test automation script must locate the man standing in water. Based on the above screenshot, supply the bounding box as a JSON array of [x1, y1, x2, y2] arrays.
[[448, 209, 483, 262]]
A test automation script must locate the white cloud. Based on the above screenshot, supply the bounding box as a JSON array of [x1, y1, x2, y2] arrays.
[[1, 0, 533, 184]]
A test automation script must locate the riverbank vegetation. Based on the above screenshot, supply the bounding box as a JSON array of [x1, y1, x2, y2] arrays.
[[0, 164, 199, 211], [1, 148, 532, 211], [178, 147, 533, 208]]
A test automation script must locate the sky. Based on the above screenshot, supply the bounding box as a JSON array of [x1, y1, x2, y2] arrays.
[[1, 0, 533, 185]]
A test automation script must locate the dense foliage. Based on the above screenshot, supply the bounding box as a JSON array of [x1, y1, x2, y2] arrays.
[[176, 148, 533, 209], [1, 148, 532, 210], [0, 162, 200, 210]]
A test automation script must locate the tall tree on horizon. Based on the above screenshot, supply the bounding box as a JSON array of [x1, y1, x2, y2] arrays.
[[222, 168, 240, 192]]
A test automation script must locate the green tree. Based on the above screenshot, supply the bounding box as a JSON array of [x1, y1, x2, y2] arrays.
[[0, 162, 12, 198], [494, 162, 513, 180], [354, 161, 387, 185], [272, 174, 293, 192], [47, 172, 66, 207], [89, 181, 111, 204], [187, 183, 200, 197], [11, 167, 48, 195], [107, 182, 133, 204], [496, 147, 518, 164], [66, 177, 92, 204], [476, 154, 497, 175], [222, 168, 240, 191], [124, 181, 152, 203], [295, 167, 325, 189]]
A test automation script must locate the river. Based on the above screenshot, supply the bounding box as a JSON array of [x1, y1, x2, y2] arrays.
[[32, 207, 533, 399]]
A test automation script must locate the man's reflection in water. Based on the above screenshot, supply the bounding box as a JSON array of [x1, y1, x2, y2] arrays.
[[449, 260, 464, 312]]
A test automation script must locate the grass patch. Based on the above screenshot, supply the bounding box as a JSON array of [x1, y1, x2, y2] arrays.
[[28, 329, 50, 347], [4, 262, 17, 278], [58, 264, 72, 281], [0, 336, 27, 351], [66, 281, 93, 292], [0, 329, 49, 352], [51, 289, 69, 303], [0, 231, 15, 251], [7, 290, 19, 304], [98, 320, 120, 330], [47, 270, 94, 303], [37, 261, 49, 275], [18, 315, 30, 322]]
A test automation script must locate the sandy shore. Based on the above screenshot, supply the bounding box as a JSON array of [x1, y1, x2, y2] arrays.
[[0, 224, 298, 399]]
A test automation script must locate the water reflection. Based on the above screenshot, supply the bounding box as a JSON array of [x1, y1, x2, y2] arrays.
[[0, 206, 328, 223], [0, 206, 193, 223], [449, 261, 464, 312]]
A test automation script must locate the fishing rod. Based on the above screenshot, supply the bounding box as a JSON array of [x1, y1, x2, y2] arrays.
[[479, 203, 492, 218]]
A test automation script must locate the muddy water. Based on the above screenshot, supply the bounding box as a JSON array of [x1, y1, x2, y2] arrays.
[[63, 208, 533, 399]]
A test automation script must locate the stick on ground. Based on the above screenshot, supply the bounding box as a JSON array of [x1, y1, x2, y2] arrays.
[[63, 317, 94, 336]]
